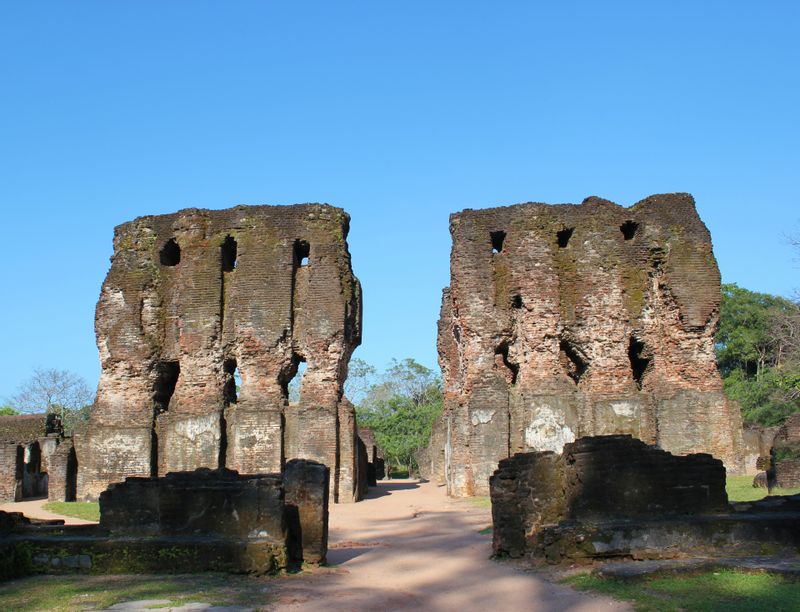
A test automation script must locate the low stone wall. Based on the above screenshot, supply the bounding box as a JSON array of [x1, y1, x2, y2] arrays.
[[2, 465, 329, 577], [490, 435, 800, 563], [99, 469, 286, 540]]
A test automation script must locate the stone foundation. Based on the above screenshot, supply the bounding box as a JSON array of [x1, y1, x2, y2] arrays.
[[490, 435, 800, 564], [2, 465, 329, 576]]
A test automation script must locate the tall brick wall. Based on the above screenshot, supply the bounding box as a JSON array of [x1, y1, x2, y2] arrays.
[[77, 204, 363, 502], [433, 193, 744, 496]]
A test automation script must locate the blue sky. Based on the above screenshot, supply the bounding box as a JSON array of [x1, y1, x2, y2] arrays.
[[1, 2, 798, 401]]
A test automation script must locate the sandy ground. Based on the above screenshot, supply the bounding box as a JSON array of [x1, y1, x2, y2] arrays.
[[0, 497, 96, 525], [1, 481, 629, 611], [267, 480, 628, 611]]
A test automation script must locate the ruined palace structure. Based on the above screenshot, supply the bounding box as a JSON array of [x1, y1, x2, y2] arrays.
[[430, 193, 744, 496], [77, 204, 362, 502]]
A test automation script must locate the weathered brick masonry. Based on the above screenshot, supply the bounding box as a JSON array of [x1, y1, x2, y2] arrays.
[[771, 413, 800, 488], [0, 414, 73, 503], [429, 193, 744, 496], [77, 204, 362, 502], [490, 436, 799, 563]]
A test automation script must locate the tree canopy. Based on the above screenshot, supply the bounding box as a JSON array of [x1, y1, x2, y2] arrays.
[[8, 367, 94, 434], [354, 358, 443, 475], [717, 283, 800, 426]]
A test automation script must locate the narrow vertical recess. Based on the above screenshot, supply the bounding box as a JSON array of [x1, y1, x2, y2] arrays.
[[290, 239, 311, 335], [151, 361, 179, 478], [628, 336, 651, 390], [65, 447, 78, 502], [160, 238, 180, 266], [153, 361, 180, 414], [294, 240, 310, 267], [220, 358, 238, 469], [221, 235, 238, 272], [557, 227, 574, 248], [490, 231, 506, 254], [495, 342, 519, 385], [280, 353, 306, 404], [559, 338, 588, 385], [620, 220, 639, 240], [220, 235, 237, 336]]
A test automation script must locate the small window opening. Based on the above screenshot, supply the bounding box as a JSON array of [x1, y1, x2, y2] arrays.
[[280, 354, 306, 403], [221, 235, 237, 272], [453, 324, 461, 343], [160, 238, 181, 266], [223, 359, 239, 404], [557, 227, 574, 248], [511, 295, 523, 309], [620, 220, 638, 241], [294, 240, 310, 267], [560, 339, 588, 385], [628, 337, 651, 390], [495, 342, 519, 385], [153, 361, 180, 414], [490, 231, 506, 254]]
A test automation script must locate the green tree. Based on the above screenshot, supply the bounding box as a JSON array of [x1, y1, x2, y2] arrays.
[[355, 358, 443, 475], [0, 406, 19, 416], [717, 283, 800, 426]]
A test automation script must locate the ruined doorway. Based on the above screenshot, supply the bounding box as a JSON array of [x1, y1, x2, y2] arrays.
[[21, 441, 48, 499]]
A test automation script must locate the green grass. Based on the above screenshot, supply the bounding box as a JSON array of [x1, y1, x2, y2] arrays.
[[0, 573, 276, 611], [565, 569, 800, 612], [42, 501, 100, 522], [468, 496, 491, 509], [726, 475, 800, 502]]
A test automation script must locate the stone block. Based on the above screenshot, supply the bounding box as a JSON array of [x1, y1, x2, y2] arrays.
[[283, 459, 329, 564]]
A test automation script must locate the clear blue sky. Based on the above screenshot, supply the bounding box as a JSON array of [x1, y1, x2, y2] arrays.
[[1, 2, 798, 402]]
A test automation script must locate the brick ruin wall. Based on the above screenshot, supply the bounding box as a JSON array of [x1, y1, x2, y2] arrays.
[[0, 415, 73, 503], [76, 204, 362, 502], [490, 435, 800, 563], [741, 424, 778, 476], [490, 435, 729, 558], [772, 412, 800, 488], [430, 193, 744, 496]]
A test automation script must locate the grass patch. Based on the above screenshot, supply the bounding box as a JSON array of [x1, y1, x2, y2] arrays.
[[726, 475, 800, 502], [0, 573, 275, 611], [564, 569, 800, 612], [42, 501, 100, 522], [387, 468, 409, 479], [478, 525, 492, 535], [468, 496, 492, 509]]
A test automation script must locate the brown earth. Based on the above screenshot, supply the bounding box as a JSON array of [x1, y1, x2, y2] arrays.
[[268, 479, 627, 611], [2, 481, 628, 610]]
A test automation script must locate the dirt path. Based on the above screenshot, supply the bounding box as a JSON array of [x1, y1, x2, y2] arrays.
[[1, 481, 628, 610], [0, 497, 96, 525], [268, 480, 628, 611]]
